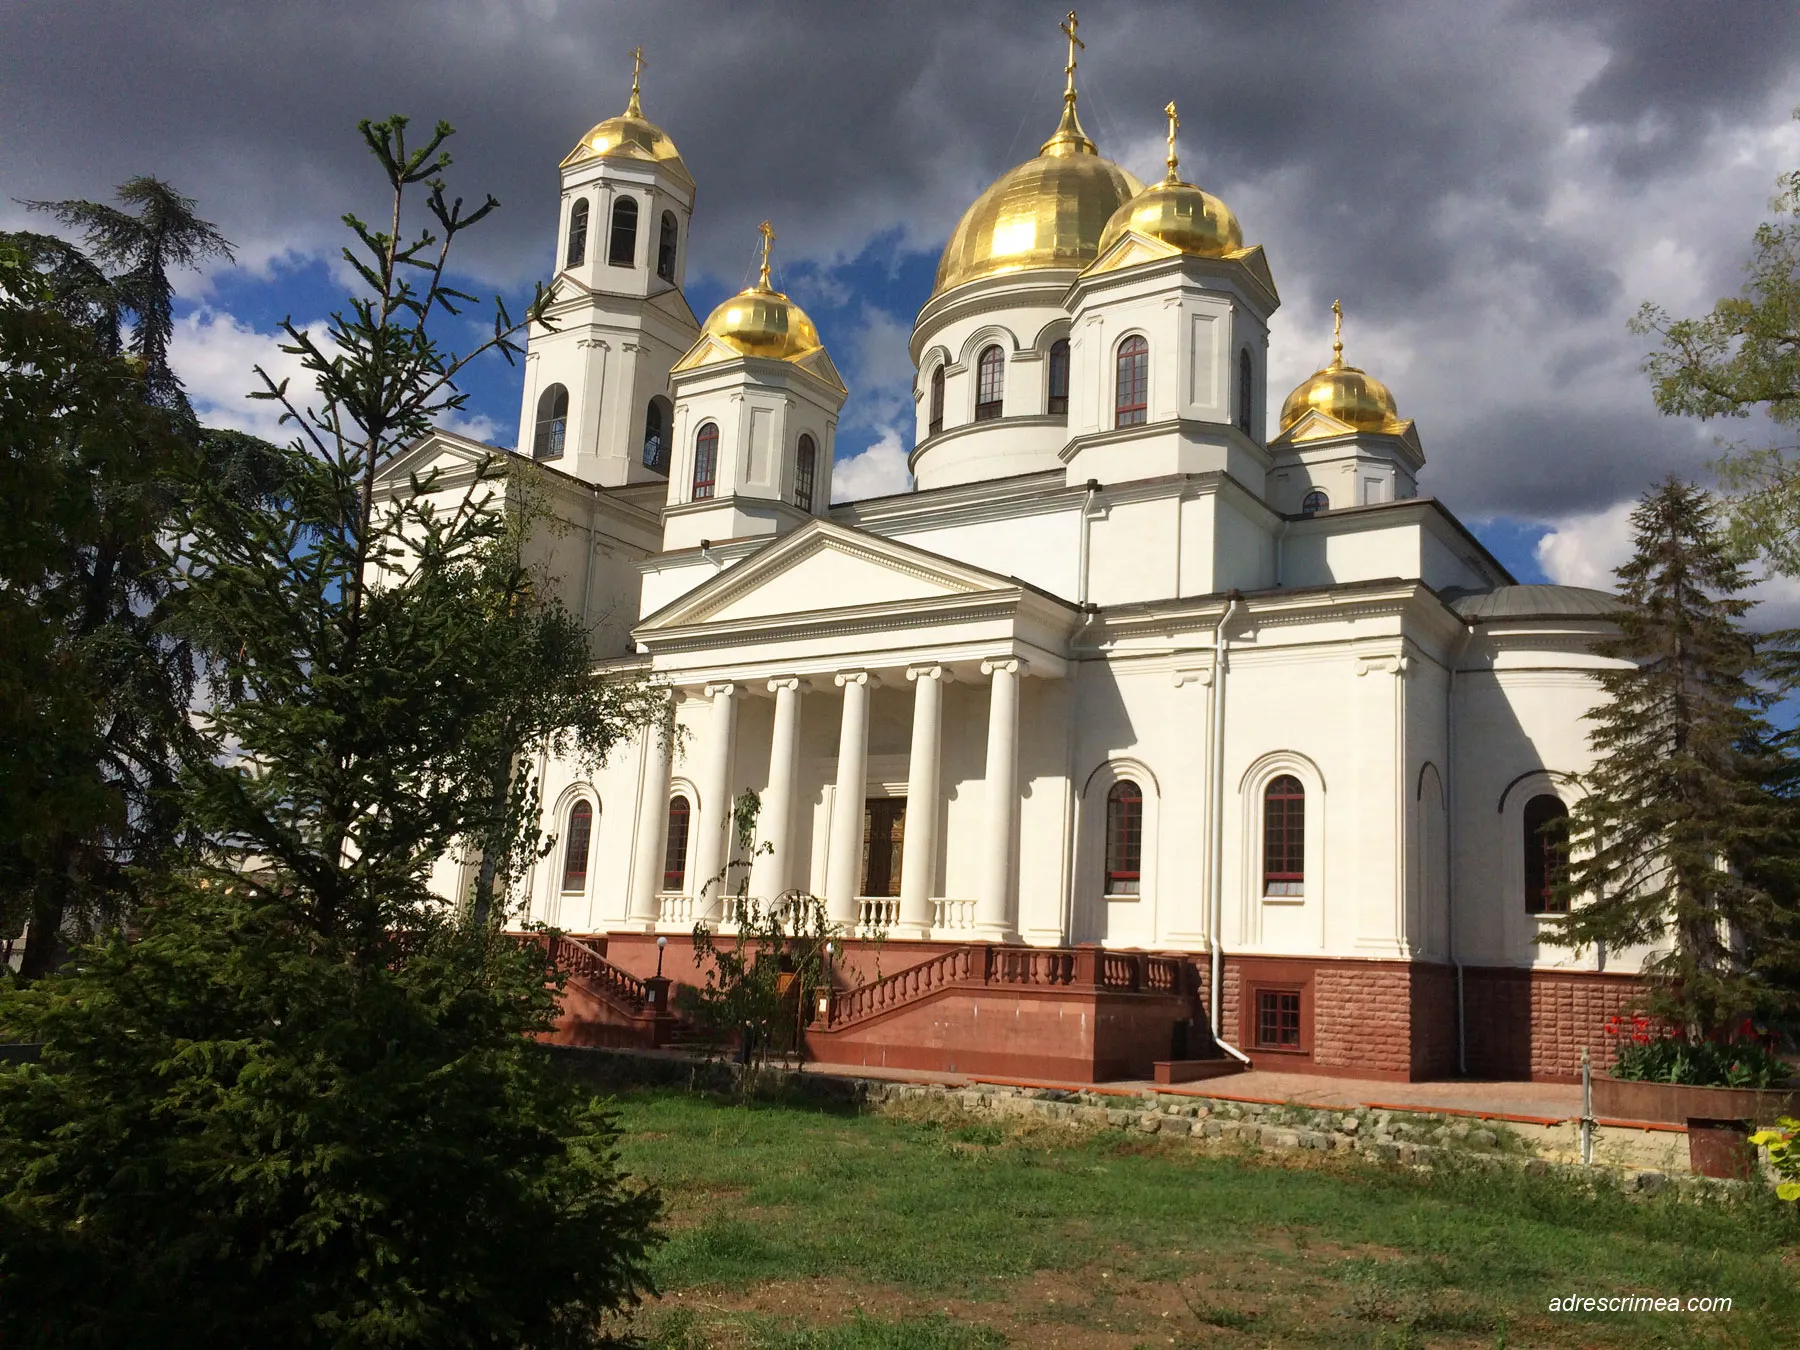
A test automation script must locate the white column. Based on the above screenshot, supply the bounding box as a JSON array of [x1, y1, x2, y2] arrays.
[[824, 671, 872, 926], [896, 664, 948, 939], [690, 682, 738, 914], [975, 658, 1023, 940], [626, 712, 673, 930], [748, 677, 802, 902]]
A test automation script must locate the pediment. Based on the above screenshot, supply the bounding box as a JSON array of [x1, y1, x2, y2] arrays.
[[1082, 230, 1183, 277], [377, 429, 506, 488], [1273, 408, 1359, 446], [639, 520, 1022, 632], [670, 337, 847, 394]]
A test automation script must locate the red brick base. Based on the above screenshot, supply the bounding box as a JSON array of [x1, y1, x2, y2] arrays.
[[576, 933, 1636, 1085]]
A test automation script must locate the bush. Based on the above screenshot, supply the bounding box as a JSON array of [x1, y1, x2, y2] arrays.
[[0, 881, 660, 1348], [1749, 1117, 1800, 1201], [1604, 1015, 1791, 1087]]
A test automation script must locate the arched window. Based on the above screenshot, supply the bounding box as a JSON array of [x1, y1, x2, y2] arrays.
[[793, 433, 817, 512], [532, 384, 568, 459], [1105, 781, 1143, 895], [1047, 338, 1070, 415], [608, 196, 639, 267], [1523, 794, 1571, 914], [1237, 348, 1255, 437], [663, 796, 691, 891], [565, 199, 589, 268], [691, 422, 719, 500], [1301, 489, 1330, 515], [1115, 335, 1148, 428], [656, 210, 678, 281], [1263, 775, 1305, 896], [928, 365, 945, 435], [974, 344, 1005, 421], [642, 397, 671, 474], [561, 800, 594, 893]]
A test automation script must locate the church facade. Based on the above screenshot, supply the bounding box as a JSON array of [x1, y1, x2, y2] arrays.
[[389, 38, 1652, 1083]]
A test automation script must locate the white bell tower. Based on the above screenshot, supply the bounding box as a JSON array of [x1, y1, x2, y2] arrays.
[[516, 49, 700, 488]]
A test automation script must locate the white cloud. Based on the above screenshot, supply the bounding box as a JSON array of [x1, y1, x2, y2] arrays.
[[832, 426, 912, 503], [1536, 500, 1637, 590], [169, 306, 327, 441]]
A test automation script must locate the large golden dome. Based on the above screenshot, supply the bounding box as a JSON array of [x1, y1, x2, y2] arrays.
[[561, 67, 693, 187], [697, 224, 821, 361], [1279, 302, 1404, 435], [933, 93, 1140, 296], [1096, 103, 1242, 259]]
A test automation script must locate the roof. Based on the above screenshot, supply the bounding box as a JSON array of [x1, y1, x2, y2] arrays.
[[1440, 583, 1625, 621]]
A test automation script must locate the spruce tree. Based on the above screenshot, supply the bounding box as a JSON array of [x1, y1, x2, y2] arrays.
[[0, 119, 664, 1346], [1553, 477, 1800, 1037]]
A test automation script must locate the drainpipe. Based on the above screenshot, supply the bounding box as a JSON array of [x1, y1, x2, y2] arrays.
[[1274, 516, 1290, 589], [1447, 618, 1475, 1075], [1208, 591, 1248, 1063], [1059, 602, 1102, 942], [1076, 479, 1100, 605]]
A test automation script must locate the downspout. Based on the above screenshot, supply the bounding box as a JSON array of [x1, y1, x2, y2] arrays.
[[1076, 478, 1099, 606], [1447, 618, 1476, 1075], [1208, 591, 1250, 1063], [1060, 602, 1101, 942], [1274, 516, 1290, 589]]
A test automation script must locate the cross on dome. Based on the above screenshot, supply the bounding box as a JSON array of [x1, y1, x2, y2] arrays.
[[1165, 101, 1180, 183], [626, 45, 647, 117], [756, 220, 775, 292]]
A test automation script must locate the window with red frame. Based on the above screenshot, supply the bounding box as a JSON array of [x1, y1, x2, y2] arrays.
[[975, 345, 1005, 420], [1255, 987, 1302, 1048], [691, 422, 718, 500], [1105, 780, 1143, 895], [1115, 335, 1148, 427], [1263, 774, 1304, 895], [663, 796, 691, 891], [560, 800, 593, 893], [1523, 793, 1570, 913]]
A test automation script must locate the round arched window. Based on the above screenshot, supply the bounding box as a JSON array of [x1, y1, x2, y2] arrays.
[[1301, 490, 1329, 515], [1105, 781, 1143, 895]]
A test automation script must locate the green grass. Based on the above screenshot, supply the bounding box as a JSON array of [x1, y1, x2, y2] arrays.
[[607, 1086, 1800, 1348]]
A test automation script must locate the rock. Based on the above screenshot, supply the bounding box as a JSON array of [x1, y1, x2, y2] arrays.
[[1138, 1114, 1162, 1134], [1468, 1128, 1499, 1149], [1340, 1115, 1360, 1135]]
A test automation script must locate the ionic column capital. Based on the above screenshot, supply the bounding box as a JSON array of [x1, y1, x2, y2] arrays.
[[980, 657, 1024, 678], [703, 681, 738, 698], [906, 663, 954, 684], [766, 676, 802, 694], [834, 670, 874, 689]]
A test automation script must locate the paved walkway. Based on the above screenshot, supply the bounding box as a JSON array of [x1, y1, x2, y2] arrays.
[[798, 1059, 1585, 1124]]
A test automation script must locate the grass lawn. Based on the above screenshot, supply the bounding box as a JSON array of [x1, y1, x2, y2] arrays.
[[600, 1085, 1800, 1349]]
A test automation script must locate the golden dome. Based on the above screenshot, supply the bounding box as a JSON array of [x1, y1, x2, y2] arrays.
[[697, 223, 822, 361], [931, 22, 1140, 296], [562, 58, 693, 187], [1096, 102, 1242, 259], [1279, 301, 1405, 435]]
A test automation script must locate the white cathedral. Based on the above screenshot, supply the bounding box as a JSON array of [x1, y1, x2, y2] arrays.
[[385, 32, 1650, 1083]]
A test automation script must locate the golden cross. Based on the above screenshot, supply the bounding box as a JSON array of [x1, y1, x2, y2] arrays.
[[1060, 11, 1083, 102], [1164, 101, 1180, 181], [626, 45, 647, 116], [1332, 299, 1344, 362], [757, 220, 775, 290]]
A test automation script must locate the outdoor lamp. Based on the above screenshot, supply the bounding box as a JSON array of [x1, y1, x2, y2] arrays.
[[655, 934, 667, 978]]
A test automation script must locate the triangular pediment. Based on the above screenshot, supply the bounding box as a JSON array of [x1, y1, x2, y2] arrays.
[[377, 429, 507, 487], [670, 337, 847, 394], [1082, 230, 1183, 277], [1273, 408, 1359, 446], [638, 520, 1023, 633]]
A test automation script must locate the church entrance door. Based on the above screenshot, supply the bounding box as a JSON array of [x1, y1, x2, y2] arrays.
[[861, 798, 906, 898]]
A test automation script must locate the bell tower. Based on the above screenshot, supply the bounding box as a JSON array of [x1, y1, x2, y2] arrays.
[[517, 49, 700, 488]]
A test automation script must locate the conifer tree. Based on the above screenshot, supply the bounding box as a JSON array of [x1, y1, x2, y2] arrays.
[[0, 119, 664, 1346], [1553, 477, 1800, 1036]]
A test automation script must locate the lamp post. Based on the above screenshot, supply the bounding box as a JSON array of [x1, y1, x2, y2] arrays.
[[655, 934, 667, 978], [818, 941, 836, 1023]]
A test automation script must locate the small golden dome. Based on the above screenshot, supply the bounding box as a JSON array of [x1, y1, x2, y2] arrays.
[[562, 57, 693, 186], [1096, 102, 1242, 259], [697, 222, 822, 361], [1279, 301, 1404, 435], [932, 20, 1140, 296]]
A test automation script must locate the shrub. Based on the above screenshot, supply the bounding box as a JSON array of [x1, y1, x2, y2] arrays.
[[1748, 1117, 1800, 1201], [1603, 1015, 1790, 1087]]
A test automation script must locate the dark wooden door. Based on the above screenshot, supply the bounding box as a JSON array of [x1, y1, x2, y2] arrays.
[[861, 798, 906, 896]]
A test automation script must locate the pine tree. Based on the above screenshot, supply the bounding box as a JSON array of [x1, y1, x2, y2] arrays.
[[0, 119, 665, 1345], [1553, 477, 1800, 1036]]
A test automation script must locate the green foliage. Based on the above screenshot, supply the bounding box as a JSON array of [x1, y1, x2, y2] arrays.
[[1748, 1116, 1800, 1201], [0, 236, 211, 977], [1634, 115, 1800, 572], [676, 792, 841, 1069], [0, 880, 659, 1347], [1607, 1034, 1789, 1088], [1550, 478, 1800, 1035]]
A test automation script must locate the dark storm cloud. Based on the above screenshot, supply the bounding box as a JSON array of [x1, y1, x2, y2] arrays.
[[3, 0, 1797, 533]]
